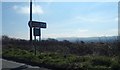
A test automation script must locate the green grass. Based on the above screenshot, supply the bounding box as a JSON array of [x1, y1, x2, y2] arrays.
[[2, 48, 120, 70]]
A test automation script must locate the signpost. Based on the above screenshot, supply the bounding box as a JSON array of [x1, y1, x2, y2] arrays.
[[28, 0, 47, 55]]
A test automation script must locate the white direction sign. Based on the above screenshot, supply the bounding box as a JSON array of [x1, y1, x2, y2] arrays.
[[29, 21, 47, 28]]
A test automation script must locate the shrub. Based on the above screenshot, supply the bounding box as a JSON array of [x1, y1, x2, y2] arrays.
[[91, 56, 111, 67], [111, 61, 120, 70]]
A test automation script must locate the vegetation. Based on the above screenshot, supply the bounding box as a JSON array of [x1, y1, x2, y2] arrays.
[[2, 35, 120, 70]]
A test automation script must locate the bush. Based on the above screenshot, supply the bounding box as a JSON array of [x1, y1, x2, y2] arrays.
[[91, 56, 111, 67], [111, 61, 120, 70]]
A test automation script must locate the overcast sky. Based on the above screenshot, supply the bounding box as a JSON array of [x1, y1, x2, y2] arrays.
[[2, 2, 118, 39]]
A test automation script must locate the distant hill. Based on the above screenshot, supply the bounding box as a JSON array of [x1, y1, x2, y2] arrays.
[[56, 36, 118, 43]]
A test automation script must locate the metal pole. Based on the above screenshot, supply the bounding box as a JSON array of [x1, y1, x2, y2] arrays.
[[34, 36, 37, 55], [30, 0, 32, 42]]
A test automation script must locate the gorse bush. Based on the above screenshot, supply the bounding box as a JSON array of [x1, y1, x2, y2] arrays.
[[2, 35, 120, 70]]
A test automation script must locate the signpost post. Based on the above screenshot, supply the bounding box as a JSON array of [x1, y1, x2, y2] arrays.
[[30, 0, 32, 42], [28, 0, 47, 55]]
